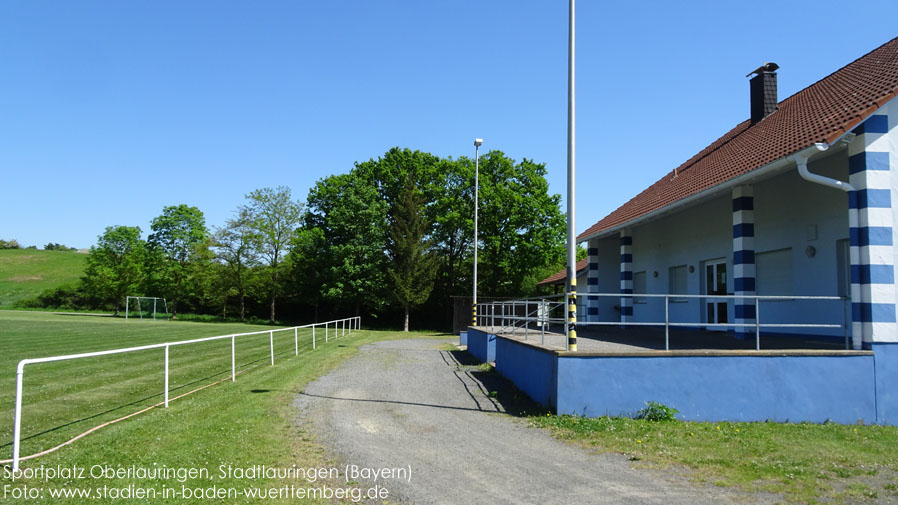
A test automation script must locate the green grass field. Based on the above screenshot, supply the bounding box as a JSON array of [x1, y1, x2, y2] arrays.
[[0, 311, 441, 504], [0, 250, 87, 308], [530, 413, 898, 504]]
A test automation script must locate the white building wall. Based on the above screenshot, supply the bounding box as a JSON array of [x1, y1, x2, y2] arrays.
[[629, 195, 731, 326], [596, 151, 851, 337]]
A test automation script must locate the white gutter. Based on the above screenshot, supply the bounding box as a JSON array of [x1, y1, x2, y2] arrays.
[[793, 135, 856, 193]]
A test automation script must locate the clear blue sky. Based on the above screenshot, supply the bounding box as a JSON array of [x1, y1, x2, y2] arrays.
[[1, 1, 896, 249]]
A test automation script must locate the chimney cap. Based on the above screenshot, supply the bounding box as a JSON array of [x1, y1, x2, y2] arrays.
[[746, 62, 779, 78]]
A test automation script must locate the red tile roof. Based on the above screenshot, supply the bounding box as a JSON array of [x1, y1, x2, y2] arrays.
[[537, 258, 588, 286], [579, 36, 898, 241]]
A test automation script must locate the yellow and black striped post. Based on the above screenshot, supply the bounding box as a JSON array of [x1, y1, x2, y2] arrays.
[[472, 303, 477, 327], [568, 278, 577, 351]]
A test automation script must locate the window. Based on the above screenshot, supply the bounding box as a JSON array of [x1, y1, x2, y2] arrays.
[[836, 239, 849, 297], [669, 265, 688, 302], [633, 271, 647, 304], [756, 248, 793, 296]]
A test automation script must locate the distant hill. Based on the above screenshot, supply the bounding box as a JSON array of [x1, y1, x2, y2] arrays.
[[0, 249, 88, 307]]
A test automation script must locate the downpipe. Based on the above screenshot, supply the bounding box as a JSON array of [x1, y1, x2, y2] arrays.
[[792, 140, 860, 349]]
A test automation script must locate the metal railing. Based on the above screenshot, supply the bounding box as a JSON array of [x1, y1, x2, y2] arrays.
[[475, 292, 849, 351], [10, 316, 360, 471]]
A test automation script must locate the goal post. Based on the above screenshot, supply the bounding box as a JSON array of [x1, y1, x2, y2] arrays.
[[125, 296, 170, 321]]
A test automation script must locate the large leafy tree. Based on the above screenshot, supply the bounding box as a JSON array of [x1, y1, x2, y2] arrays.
[[245, 186, 303, 324], [147, 204, 208, 319], [212, 207, 260, 322], [387, 174, 437, 331], [305, 172, 388, 316], [474, 151, 566, 297], [82, 225, 146, 315]]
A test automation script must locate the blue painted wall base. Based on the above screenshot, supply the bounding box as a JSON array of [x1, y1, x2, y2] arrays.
[[873, 342, 898, 425], [466, 327, 496, 363], [556, 353, 875, 424], [496, 338, 556, 408], [492, 335, 896, 426]]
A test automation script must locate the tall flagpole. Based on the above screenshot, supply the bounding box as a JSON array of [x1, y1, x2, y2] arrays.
[[566, 0, 578, 351]]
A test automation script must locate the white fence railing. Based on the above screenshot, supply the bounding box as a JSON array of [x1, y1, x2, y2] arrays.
[[475, 292, 849, 351], [11, 316, 360, 471]]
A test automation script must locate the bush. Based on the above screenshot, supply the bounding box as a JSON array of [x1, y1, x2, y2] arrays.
[[15, 284, 95, 311], [0, 239, 20, 249], [636, 401, 679, 422], [44, 242, 75, 251]]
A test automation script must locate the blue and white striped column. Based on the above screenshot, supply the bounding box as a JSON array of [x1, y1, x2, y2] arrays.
[[733, 185, 756, 340], [587, 239, 600, 322], [849, 108, 896, 348], [620, 230, 633, 324]]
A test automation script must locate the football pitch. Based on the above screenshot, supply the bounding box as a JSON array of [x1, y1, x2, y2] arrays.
[[0, 311, 430, 504]]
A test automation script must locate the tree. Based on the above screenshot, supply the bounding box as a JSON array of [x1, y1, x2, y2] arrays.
[[475, 151, 566, 297], [306, 172, 389, 316], [213, 207, 260, 322], [147, 204, 208, 319], [82, 226, 146, 315], [245, 186, 303, 324], [426, 157, 475, 325], [286, 226, 328, 321], [387, 174, 438, 331]]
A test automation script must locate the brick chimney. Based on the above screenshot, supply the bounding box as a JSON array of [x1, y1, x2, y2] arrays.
[[747, 62, 779, 124]]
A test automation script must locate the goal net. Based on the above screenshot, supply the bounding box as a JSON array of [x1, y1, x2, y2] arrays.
[[125, 296, 170, 321]]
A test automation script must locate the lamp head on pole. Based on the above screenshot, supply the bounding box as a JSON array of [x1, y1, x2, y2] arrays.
[[474, 138, 483, 147]]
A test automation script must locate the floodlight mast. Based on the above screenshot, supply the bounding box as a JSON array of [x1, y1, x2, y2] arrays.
[[473, 138, 483, 327]]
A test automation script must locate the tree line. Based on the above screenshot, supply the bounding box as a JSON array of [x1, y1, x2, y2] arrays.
[[0, 239, 77, 251], [19, 147, 567, 330]]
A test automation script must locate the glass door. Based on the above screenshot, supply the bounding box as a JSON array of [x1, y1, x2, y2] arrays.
[[704, 260, 728, 325]]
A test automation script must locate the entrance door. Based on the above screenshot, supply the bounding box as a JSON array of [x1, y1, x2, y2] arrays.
[[705, 260, 728, 325]]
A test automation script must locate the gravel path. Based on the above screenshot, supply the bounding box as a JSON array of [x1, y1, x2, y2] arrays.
[[294, 338, 776, 505]]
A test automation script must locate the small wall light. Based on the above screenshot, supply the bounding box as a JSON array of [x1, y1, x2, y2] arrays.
[[653, 271, 659, 278], [688, 265, 695, 273], [805, 246, 817, 258]]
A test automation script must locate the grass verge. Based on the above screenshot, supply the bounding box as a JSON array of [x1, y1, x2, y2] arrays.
[[0, 311, 446, 504], [530, 413, 898, 504]]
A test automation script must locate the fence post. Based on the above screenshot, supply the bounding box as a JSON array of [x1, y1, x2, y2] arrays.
[[269, 331, 274, 366], [313, 325, 316, 349], [13, 363, 24, 471], [294, 328, 298, 356], [231, 336, 235, 382], [665, 295, 670, 351], [755, 297, 761, 351], [541, 299, 546, 345], [525, 300, 529, 339], [325, 322, 329, 343], [164, 345, 169, 408]]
